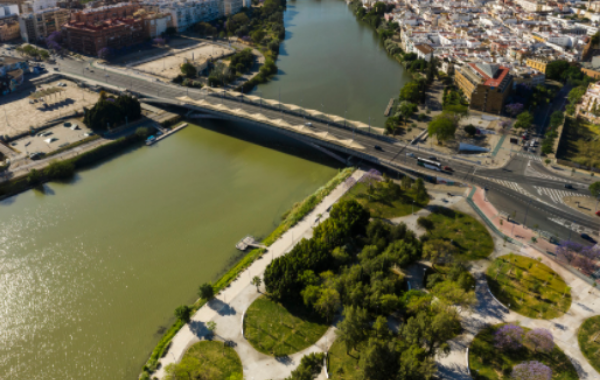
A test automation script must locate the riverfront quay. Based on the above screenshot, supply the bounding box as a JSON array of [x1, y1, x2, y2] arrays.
[[0, 0, 413, 379], [0, 121, 339, 380]]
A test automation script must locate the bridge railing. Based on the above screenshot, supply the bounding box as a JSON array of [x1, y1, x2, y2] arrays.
[[208, 91, 399, 145]]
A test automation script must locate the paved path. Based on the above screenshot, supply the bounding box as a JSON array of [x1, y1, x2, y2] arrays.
[[154, 169, 365, 380], [435, 190, 600, 380]]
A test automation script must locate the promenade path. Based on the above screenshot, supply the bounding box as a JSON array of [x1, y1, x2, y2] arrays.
[[437, 188, 600, 380], [153, 169, 365, 380]]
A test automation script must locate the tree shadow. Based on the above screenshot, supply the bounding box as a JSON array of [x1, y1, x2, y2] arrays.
[[208, 298, 237, 316], [275, 355, 294, 365], [189, 320, 209, 338]]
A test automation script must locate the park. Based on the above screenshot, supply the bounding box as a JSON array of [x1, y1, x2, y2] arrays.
[[150, 168, 600, 380]]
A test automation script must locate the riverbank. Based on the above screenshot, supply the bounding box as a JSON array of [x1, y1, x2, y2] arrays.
[[141, 167, 354, 379]]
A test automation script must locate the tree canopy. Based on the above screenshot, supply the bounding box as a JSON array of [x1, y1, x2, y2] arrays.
[[427, 114, 456, 141], [83, 94, 141, 131]]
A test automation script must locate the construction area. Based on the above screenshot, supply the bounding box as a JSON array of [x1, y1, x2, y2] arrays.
[[133, 42, 234, 80]]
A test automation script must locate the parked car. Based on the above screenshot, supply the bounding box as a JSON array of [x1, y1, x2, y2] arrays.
[[581, 233, 597, 244], [595, 210, 600, 217], [374, 145, 383, 151], [53, 67, 59, 71], [29, 152, 43, 160]]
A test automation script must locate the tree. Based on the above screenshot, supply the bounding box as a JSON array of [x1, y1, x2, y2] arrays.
[[546, 61, 570, 81], [45, 160, 75, 180], [198, 283, 214, 300], [590, 181, 600, 197], [414, 178, 428, 203], [373, 315, 389, 338], [399, 81, 421, 103], [512, 361, 552, 380], [329, 199, 371, 237], [206, 321, 217, 337], [524, 328, 554, 353], [27, 168, 41, 185], [336, 306, 370, 353], [175, 305, 192, 323], [514, 111, 533, 130], [423, 239, 455, 266], [359, 338, 400, 380], [251, 29, 266, 44], [314, 288, 340, 321], [464, 124, 477, 137], [401, 175, 412, 190], [251, 276, 262, 292], [181, 62, 197, 78], [164, 355, 213, 380], [285, 353, 325, 380], [494, 323, 524, 350], [506, 103, 524, 117], [428, 115, 456, 142]]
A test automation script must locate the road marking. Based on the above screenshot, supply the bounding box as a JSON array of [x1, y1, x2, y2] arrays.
[[533, 186, 590, 205], [549, 217, 597, 236]]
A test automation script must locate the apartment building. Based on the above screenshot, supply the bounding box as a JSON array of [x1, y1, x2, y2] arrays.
[[71, 2, 139, 23], [0, 56, 27, 96], [0, 18, 19, 40], [525, 57, 549, 74], [576, 82, 600, 124], [455, 62, 513, 114], [19, 6, 68, 42], [62, 17, 144, 56]]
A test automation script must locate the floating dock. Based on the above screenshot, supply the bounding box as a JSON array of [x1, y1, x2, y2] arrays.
[[146, 123, 188, 146], [236, 236, 266, 251], [384, 98, 395, 117]]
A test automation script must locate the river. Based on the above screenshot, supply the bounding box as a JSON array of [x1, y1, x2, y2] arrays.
[[0, 1, 409, 379]]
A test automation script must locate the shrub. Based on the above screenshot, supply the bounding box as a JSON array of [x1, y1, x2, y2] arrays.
[[198, 283, 214, 300], [417, 216, 434, 230], [524, 328, 554, 353], [45, 160, 75, 180], [174, 305, 192, 323], [512, 361, 552, 380]]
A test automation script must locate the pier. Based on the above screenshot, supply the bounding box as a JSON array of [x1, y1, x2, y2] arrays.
[[146, 123, 188, 146], [236, 236, 266, 251], [383, 98, 395, 117]]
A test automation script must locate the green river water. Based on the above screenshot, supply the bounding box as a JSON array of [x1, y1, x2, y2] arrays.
[[0, 0, 409, 379]]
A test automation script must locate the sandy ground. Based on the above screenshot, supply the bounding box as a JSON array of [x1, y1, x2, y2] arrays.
[[564, 195, 600, 218], [0, 79, 97, 138], [133, 43, 233, 80]]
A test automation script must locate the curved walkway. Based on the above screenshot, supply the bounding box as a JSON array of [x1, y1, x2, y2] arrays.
[[153, 169, 364, 380], [437, 205, 600, 380]]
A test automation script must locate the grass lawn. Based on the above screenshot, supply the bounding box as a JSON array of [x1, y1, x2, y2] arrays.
[[486, 254, 571, 319], [328, 335, 362, 380], [421, 207, 494, 260], [243, 296, 329, 357], [470, 324, 578, 380], [176, 341, 242, 380], [557, 117, 600, 169], [578, 316, 600, 373], [341, 182, 428, 219]]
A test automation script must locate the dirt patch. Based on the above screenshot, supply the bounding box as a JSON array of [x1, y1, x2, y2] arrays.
[[564, 195, 599, 217]]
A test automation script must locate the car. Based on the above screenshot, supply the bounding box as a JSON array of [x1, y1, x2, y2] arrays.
[[37, 131, 52, 137], [374, 145, 383, 151], [443, 166, 453, 172], [84, 132, 96, 137], [428, 156, 438, 161], [564, 184, 574, 189], [29, 152, 43, 160], [53, 67, 59, 71], [581, 233, 597, 244], [595, 210, 600, 217], [304, 122, 312, 126], [441, 198, 448, 203], [89, 69, 94, 73], [63, 122, 71, 127], [406, 152, 416, 158]]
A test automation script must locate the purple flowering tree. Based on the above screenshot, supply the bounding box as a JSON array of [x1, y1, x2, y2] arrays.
[[97, 47, 112, 59], [494, 324, 524, 350], [344, 176, 357, 189], [556, 240, 600, 276], [524, 329, 554, 353], [506, 103, 524, 117], [512, 361, 552, 380]]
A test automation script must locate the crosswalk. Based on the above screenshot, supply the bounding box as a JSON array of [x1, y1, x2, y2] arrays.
[[533, 186, 591, 205], [549, 217, 597, 237], [514, 152, 542, 161], [487, 179, 535, 197], [525, 165, 588, 188]]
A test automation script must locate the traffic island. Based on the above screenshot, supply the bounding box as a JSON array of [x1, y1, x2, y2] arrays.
[[486, 254, 571, 319], [243, 295, 328, 357]]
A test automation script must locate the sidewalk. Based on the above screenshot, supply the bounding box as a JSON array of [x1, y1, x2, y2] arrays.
[[153, 169, 366, 380]]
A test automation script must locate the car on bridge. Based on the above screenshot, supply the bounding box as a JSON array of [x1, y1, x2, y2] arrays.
[[443, 166, 453, 172], [406, 153, 416, 158], [374, 145, 383, 151], [428, 156, 438, 161]]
